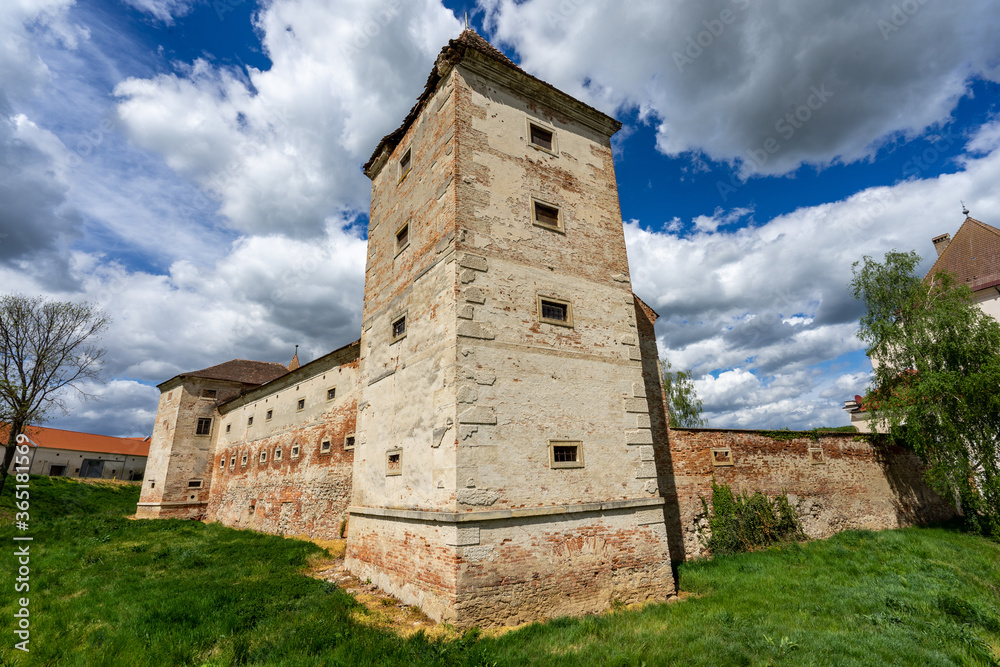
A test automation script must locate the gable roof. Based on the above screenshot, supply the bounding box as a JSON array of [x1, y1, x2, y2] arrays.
[[925, 217, 1000, 292], [364, 29, 621, 176], [2, 425, 150, 457], [164, 359, 289, 388]]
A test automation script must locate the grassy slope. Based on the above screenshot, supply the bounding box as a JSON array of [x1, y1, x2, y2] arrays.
[[0, 477, 997, 667]]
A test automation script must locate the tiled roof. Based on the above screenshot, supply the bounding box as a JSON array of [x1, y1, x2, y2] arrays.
[[2, 425, 150, 457], [364, 29, 620, 175], [925, 217, 1000, 292], [180, 359, 289, 385]]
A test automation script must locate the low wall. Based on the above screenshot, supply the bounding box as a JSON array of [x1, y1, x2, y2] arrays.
[[660, 428, 956, 559]]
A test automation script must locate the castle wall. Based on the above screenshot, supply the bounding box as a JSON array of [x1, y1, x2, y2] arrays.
[[137, 378, 245, 519], [206, 352, 359, 539], [664, 428, 958, 559]]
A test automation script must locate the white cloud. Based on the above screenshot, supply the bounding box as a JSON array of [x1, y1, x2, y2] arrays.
[[114, 0, 462, 238], [481, 0, 1000, 175], [120, 0, 195, 25]]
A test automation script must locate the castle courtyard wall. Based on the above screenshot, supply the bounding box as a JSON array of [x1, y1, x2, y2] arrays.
[[664, 428, 958, 559]]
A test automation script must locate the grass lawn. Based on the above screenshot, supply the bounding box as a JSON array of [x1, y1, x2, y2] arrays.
[[1, 476, 998, 666]]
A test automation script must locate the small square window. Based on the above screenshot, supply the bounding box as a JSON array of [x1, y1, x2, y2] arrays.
[[266, 409, 273, 421], [391, 314, 406, 343], [274, 448, 283, 461], [220, 458, 225, 469], [327, 387, 336, 401], [201, 389, 217, 399], [196, 418, 213, 436], [260, 450, 268, 463], [297, 398, 305, 411], [321, 440, 331, 453], [241, 453, 248, 466], [711, 448, 733, 467], [188, 480, 203, 489], [225, 424, 231, 433], [532, 200, 562, 231], [386, 448, 402, 476], [395, 221, 410, 254], [247, 416, 254, 426], [809, 448, 824, 465], [230, 455, 236, 468], [529, 123, 554, 152], [150, 481, 155, 489], [398, 148, 411, 182], [537, 295, 574, 327], [549, 440, 584, 469], [344, 433, 356, 450], [291, 445, 300, 459]]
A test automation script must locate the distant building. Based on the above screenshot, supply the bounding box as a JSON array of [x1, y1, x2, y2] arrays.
[[4, 425, 150, 480], [844, 215, 1000, 426]]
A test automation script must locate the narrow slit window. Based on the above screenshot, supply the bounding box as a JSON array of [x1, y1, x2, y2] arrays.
[[266, 409, 273, 421], [297, 398, 305, 411], [225, 424, 231, 434], [391, 314, 406, 342], [529, 123, 553, 151], [291, 445, 300, 459], [386, 449, 402, 476], [219, 458, 225, 469], [241, 453, 248, 466], [274, 448, 283, 461], [532, 201, 561, 230], [260, 450, 267, 463], [396, 222, 409, 253], [196, 418, 212, 436], [398, 148, 411, 181], [229, 455, 236, 468], [247, 416, 254, 426]]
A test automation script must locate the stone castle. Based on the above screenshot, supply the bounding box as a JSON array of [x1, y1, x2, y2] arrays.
[[137, 30, 953, 627]]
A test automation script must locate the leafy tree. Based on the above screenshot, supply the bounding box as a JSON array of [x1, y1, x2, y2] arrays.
[[850, 250, 1000, 535], [661, 358, 708, 427], [0, 295, 109, 493]]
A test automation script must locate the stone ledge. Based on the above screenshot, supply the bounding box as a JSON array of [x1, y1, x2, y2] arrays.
[[348, 497, 664, 524], [136, 501, 209, 508]]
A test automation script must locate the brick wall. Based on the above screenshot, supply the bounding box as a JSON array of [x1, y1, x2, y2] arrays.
[[663, 428, 957, 559]]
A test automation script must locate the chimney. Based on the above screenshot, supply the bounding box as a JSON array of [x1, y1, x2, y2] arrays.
[[931, 233, 951, 257]]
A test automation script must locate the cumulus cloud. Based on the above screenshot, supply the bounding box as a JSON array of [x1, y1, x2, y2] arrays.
[[114, 0, 462, 238], [481, 0, 1000, 175], [626, 137, 1000, 428]]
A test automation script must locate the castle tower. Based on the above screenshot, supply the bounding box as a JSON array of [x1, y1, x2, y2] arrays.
[[136, 360, 288, 519], [345, 30, 675, 626]]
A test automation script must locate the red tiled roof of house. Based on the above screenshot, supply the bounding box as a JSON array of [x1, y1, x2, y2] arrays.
[[178, 359, 289, 386], [925, 217, 1000, 292], [2, 425, 150, 457], [364, 29, 620, 175]]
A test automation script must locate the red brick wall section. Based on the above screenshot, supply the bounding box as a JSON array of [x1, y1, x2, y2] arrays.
[[666, 428, 957, 558], [205, 398, 356, 540]]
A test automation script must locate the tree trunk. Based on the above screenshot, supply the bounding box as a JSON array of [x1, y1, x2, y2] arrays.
[[0, 422, 25, 495]]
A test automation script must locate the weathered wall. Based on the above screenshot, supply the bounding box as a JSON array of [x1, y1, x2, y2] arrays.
[[137, 378, 246, 519], [207, 349, 359, 539], [665, 428, 957, 559]]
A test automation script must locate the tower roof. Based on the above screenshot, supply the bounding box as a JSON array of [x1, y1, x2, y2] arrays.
[[364, 29, 621, 176], [925, 216, 1000, 292]]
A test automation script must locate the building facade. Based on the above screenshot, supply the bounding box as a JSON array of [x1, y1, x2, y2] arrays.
[[5, 426, 149, 480], [139, 30, 953, 628]]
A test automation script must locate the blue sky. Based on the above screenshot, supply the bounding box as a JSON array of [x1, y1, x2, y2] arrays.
[[2, 0, 999, 436]]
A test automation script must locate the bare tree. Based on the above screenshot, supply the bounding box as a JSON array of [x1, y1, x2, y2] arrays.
[[0, 294, 109, 493]]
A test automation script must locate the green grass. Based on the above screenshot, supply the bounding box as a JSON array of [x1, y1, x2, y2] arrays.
[[1, 476, 998, 666]]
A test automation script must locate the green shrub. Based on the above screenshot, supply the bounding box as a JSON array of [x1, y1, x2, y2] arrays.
[[701, 481, 805, 555]]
